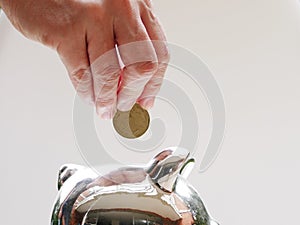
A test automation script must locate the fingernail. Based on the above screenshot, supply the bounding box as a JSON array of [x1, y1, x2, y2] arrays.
[[139, 97, 155, 110]]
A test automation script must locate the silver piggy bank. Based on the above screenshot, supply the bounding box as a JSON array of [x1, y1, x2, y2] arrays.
[[51, 147, 219, 225]]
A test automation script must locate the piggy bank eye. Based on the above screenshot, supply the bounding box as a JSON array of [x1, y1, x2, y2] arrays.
[[83, 211, 168, 225]]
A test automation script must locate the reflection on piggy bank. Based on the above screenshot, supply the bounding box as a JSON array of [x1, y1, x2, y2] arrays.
[[51, 147, 219, 225]]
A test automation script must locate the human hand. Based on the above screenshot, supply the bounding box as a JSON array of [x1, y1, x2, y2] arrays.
[[0, 0, 169, 119]]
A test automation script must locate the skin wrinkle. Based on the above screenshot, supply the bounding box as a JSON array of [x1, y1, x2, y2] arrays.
[[134, 61, 158, 74], [1, 0, 169, 118], [66, 57, 94, 102]]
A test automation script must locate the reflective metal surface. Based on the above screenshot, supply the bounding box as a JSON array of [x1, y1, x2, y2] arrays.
[[51, 147, 219, 225], [147, 148, 189, 192]]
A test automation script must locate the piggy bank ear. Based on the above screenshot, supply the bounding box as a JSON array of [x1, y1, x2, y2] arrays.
[[146, 147, 192, 192], [57, 164, 84, 190]]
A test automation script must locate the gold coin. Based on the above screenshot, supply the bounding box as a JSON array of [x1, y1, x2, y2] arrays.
[[113, 103, 150, 139]]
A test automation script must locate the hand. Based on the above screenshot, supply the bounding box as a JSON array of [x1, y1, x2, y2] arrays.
[[1, 0, 169, 119]]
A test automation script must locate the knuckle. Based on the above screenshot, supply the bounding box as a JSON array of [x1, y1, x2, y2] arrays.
[[93, 69, 120, 96], [156, 64, 168, 76], [152, 42, 170, 63], [149, 76, 163, 88], [39, 33, 53, 46], [68, 68, 94, 104], [157, 45, 170, 63], [103, 74, 119, 86], [95, 82, 116, 99], [95, 88, 117, 105], [96, 96, 115, 107], [131, 61, 158, 75], [69, 68, 90, 86], [161, 47, 171, 63]]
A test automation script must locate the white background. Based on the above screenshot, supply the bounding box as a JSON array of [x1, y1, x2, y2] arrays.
[[1, 0, 300, 224]]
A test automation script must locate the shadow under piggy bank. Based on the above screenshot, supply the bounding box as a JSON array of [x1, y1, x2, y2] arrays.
[[51, 147, 219, 225]]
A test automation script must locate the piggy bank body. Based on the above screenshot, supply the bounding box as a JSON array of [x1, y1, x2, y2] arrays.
[[51, 148, 219, 225]]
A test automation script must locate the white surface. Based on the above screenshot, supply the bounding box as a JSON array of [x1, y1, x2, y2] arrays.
[[1, 1, 300, 225]]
